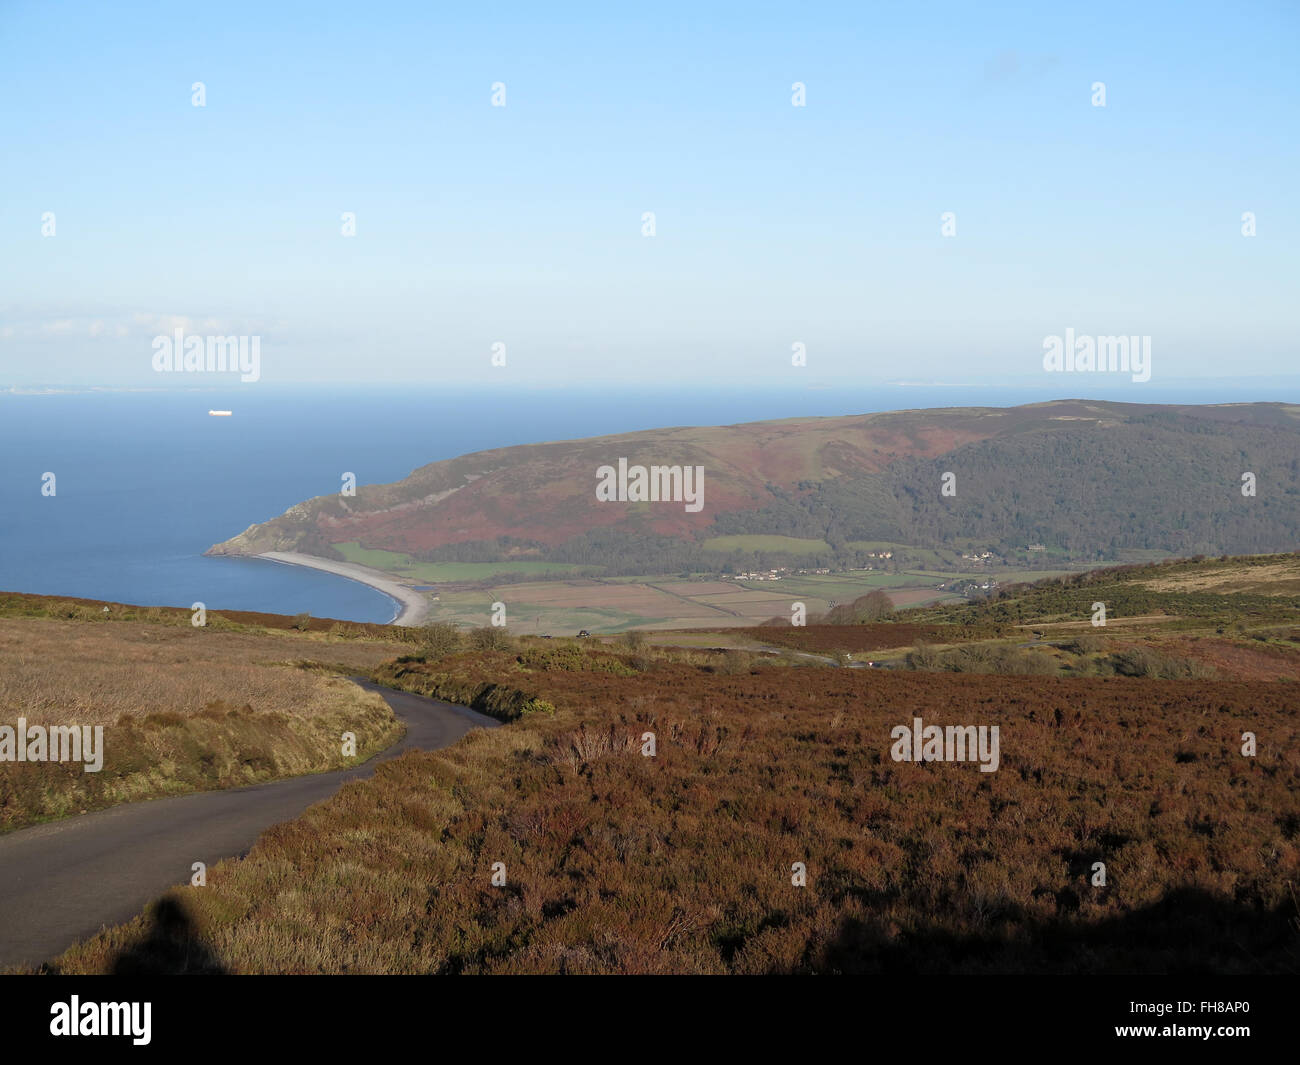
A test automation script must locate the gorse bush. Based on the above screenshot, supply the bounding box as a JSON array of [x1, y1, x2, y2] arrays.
[[418, 621, 463, 659], [516, 645, 639, 677], [517, 645, 587, 672], [910, 644, 1061, 676], [469, 626, 514, 652], [716, 649, 753, 675], [905, 641, 941, 671], [629, 652, 657, 673], [1107, 646, 1217, 680], [372, 659, 553, 722]]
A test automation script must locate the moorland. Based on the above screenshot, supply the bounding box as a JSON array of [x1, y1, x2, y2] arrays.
[[9, 552, 1297, 974]]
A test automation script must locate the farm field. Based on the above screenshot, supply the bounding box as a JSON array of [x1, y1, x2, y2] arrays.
[[415, 564, 1086, 634], [332, 542, 592, 582], [424, 575, 961, 633]]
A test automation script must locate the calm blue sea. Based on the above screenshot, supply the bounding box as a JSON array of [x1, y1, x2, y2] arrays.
[[0, 382, 1291, 623]]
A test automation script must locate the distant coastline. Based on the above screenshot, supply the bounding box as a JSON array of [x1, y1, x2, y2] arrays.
[[255, 551, 428, 626]]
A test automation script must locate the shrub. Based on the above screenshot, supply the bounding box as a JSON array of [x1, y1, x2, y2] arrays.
[[292, 612, 312, 632], [824, 590, 894, 625], [516, 645, 639, 676], [419, 622, 463, 659], [932, 645, 1060, 676], [1008, 650, 1060, 676], [517, 646, 587, 672], [906, 640, 941, 671], [469, 626, 513, 652], [1108, 646, 1217, 680], [938, 645, 996, 673], [717, 649, 753, 675]]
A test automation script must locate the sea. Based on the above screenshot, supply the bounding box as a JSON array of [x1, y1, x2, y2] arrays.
[[0, 381, 1291, 623]]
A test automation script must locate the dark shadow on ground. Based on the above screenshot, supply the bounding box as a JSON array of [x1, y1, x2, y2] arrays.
[[816, 886, 1299, 974], [111, 896, 228, 975]]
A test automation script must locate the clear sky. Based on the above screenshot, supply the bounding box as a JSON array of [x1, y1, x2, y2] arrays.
[[1, 0, 1296, 389]]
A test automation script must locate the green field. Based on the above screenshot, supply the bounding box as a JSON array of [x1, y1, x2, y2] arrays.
[[331, 542, 592, 582], [332, 536, 1105, 632]]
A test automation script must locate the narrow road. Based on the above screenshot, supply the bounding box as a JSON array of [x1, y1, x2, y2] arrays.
[[0, 680, 498, 970]]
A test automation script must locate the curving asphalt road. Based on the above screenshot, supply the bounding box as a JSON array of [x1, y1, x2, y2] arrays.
[[0, 679, 498, 970]]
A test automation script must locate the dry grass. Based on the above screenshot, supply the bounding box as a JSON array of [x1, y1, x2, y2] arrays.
[[0, 617, 414, 831], [1140, 559, 1300, 595]]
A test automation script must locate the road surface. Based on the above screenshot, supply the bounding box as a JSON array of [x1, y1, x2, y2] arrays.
[[0, 679, 497, 970]]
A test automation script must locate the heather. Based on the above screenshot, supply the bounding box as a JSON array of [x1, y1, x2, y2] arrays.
[[51, 648, 1300, 974]]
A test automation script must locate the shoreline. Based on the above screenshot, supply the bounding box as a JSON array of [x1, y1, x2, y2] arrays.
[[255, 551, 429, 627]]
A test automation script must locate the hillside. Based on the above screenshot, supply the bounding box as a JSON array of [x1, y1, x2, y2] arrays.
[[0, 593, 419, 831], [741, 552, 1300, 681], [16, 557, 1300, 974], [905, 552, 1300, 628], [208, 400, 1300, 574], [49, 633, 1300, 975]]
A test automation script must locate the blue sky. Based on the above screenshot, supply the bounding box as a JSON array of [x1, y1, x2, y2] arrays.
[[1, 0, 1296, 389]]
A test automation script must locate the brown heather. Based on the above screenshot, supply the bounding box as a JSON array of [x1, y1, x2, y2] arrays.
[[0, 616, 416, 831], [50, 650, 1300, 974]]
